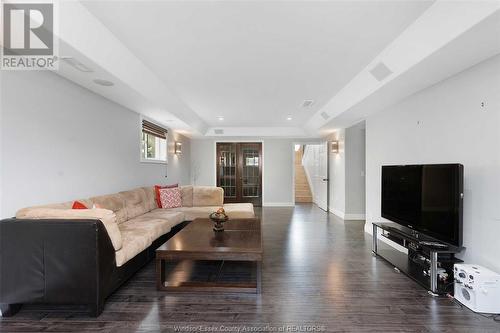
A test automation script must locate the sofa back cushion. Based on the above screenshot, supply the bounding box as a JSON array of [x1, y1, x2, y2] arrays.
[[16, 208, 123, 251], [90, 193, 128, 224], [119, 188, 149, 220], [15, 199, 94, 216], [180, 185, 193, 207], [192, 186, 224, 207], [141, 186, 157, 211]]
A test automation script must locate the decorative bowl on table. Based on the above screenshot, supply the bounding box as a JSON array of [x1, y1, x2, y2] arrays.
[[209, 208, 229, 232]]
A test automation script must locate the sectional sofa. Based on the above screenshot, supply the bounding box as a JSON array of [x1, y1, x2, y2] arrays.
[[0, 185, 254, 317]]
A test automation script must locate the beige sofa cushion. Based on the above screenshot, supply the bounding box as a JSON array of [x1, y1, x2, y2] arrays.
[[16, 203, 71, 215], [193, 186, 223, 207], [119, 188, 149, 220], [129, 212, 184, 240], [180, 185, 193, 207], [16, 208, 123, 251], [90, 193, 128, 224], [142, 209, 186, 223], [222, 203, 255, 219], [141, 186, 157, 211], [115, 212, 184, 266], [165, 206, 215, 221], [16, 199, 94, 213], [115, 227, 152, 267]]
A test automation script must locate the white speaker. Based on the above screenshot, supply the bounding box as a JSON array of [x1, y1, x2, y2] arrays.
[[454, 264, 500, 314]]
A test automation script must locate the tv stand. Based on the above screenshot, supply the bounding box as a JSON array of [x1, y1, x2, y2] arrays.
[[372, 222, 464, 295]]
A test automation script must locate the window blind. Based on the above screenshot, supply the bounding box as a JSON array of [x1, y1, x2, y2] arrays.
[[142, 119, 167, 139]]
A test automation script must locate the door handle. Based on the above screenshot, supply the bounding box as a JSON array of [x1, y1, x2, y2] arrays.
[[322, 178, 329, 181]]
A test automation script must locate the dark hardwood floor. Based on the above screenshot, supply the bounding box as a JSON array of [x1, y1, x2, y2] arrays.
[[1, 204, 499, 332]]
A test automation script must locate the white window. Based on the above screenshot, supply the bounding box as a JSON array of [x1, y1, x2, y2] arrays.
[[141, 119, 168, 163]]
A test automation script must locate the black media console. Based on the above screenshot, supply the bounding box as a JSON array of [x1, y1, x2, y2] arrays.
[[372, 222, 464, 295]]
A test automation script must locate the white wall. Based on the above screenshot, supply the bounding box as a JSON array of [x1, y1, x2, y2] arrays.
[[190, 138, 319, 206], [190, 138, 214, 186], [345, 122, 366, 218], [327, 122, 366, 219], [0, 71, 191, 218], [0, 74, 3, 218], [264, 139, 296, 205], [365, 54, 500, 272], [328, 129, 346, 217]]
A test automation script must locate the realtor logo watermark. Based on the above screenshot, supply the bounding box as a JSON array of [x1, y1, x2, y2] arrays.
[[1, 1, 58, 70]]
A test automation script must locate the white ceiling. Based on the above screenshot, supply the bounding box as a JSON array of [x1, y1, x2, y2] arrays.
[[81, 0, 432, 128], [50, 1, 499, 137]]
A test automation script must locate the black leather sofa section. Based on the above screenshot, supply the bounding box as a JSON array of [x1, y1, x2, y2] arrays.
[[0, 218, 188, 317]]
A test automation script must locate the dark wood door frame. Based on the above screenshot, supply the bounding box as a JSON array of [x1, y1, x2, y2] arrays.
[[216, 142, 262, 206]]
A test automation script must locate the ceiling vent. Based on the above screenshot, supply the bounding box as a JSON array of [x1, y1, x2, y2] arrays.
[[93, 79, 114, 87], [61, 57, 93, 73], [321, 112, 330, 120], [302, 99, 315, 108], [214, 129, 224, 135], [369, 62, 392, 82]]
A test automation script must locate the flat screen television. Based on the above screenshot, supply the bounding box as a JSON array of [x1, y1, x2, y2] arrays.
[[381, 164, 463, 247]]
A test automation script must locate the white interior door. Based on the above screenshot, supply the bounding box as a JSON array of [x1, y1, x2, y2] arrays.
[[315, 141, 329, 211]]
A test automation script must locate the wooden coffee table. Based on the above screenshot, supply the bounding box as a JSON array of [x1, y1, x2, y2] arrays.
[[156, 218, 262, 293]]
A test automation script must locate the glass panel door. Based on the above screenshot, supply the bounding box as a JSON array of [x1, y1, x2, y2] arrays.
[[241, 143, 261, 200], [217, 143, 237, 199], [216, 142, 262, 206]]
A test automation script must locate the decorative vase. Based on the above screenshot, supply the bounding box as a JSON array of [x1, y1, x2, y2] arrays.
[[209, 210, 228, 232]]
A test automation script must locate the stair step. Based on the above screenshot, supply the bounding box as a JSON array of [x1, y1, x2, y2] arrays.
[[295, 196, 313, 203], [294, 161, 312, 202], [295, 190, 311, 197]]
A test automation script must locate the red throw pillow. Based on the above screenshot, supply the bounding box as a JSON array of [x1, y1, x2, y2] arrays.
[[159, 187, 182, 209], [72, 201, 88, 209], [154, 183, 179, 208]]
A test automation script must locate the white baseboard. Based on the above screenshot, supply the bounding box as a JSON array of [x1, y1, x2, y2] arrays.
[[329, 208, 345, 219], [329, 209, 365, 221], [344, 213, 366, 220], [263, 202, 295, 207]]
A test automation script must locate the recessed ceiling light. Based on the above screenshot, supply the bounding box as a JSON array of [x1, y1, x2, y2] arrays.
[[286, 116, 293, 121], [217, 116, 224, 121], [302, 100, 315, 108], [93, 78, 114, 87]]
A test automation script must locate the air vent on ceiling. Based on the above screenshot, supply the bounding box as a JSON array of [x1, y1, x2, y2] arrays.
[[93, 79, 114, 87], [214, 129, 224, 135], [61, 57, 93, 73], [302, 99, 315, 108], [369, 62, 392, 82], [321, 112, 330, 120]]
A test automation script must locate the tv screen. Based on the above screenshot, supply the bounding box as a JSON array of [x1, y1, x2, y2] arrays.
[[381, 164, 463, 247]]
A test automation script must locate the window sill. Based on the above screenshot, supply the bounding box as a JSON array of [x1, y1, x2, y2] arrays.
[[141, 158, 168, 165]]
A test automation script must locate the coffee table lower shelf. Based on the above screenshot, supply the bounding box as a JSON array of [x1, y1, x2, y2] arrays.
[[156, 259, 262, 294]]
